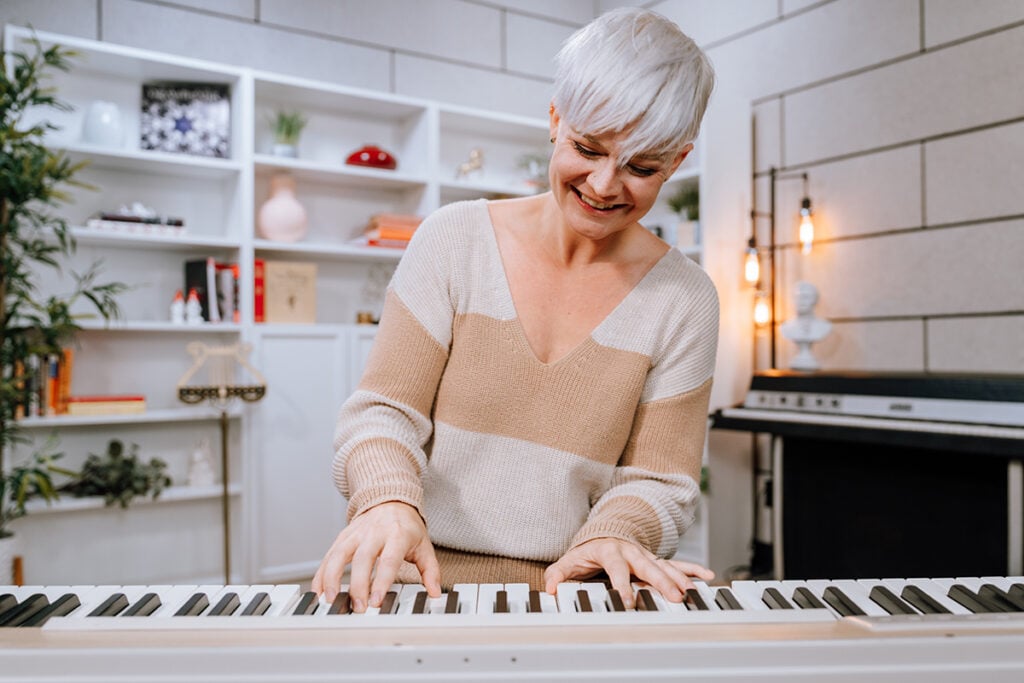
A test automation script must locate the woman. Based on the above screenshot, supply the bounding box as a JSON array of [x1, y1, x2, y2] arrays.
[[313, 7, 718, 613]]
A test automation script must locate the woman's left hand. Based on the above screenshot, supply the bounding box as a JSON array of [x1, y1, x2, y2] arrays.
[[543, 537, 714, 609]]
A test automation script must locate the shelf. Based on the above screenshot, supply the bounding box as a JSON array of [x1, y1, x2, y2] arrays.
[[16, 406, 243, 429], [439, 179, 540, 201], [75, 320, 242, 333], [70, 227, 241, 251], [254, 154, 427, 191], [22, 483, 242, 516], [60, 142, 243, 180], [254, 237, 405, 262]]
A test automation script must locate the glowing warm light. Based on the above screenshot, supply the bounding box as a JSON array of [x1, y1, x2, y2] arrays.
[[799, 198, 814, 254], [753, 293, 771, 327], [743, 243, 760, 285]]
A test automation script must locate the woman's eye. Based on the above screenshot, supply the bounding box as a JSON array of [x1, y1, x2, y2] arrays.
[[572, 142, 600, 158], [628, 165, 657, 177]]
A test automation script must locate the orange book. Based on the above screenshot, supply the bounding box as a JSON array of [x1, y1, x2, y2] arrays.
[[57, 347, 74, 414]]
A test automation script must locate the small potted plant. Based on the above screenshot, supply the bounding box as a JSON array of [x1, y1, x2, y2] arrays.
[[666, 182, 700, 247], [59, 439, 172, 509], [270, 110, 307, 158]]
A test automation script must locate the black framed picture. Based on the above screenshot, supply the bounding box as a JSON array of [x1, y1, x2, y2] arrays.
[[140, 82, 231, 158]]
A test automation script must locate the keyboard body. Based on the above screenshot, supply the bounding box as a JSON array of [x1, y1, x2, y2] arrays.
[[3, 578, 1024, 681]]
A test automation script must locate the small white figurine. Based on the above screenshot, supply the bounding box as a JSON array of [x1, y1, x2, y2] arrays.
[[780, 281, 832, 371], [185, 287, 203, 325], [187, 438, 216, 488], [170, 289, 185, 324], [455, 148, 484, 179]]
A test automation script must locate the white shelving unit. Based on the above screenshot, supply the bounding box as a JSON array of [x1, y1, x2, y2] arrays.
[[4, 25, 708, 584]]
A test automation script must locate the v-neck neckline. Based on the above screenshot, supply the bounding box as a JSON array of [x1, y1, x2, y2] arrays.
[[480, 200, 672, 368]]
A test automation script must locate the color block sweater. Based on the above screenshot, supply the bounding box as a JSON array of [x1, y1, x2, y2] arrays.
[[332, 199, 719, 589]]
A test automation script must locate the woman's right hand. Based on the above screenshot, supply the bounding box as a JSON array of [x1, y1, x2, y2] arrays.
[[311, 500, 441, 613]]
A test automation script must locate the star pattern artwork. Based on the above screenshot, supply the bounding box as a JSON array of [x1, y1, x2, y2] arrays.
[[140, 82, 231, 158]]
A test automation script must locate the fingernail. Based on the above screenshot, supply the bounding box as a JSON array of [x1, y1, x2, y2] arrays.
[[353, 598, 365, 613]]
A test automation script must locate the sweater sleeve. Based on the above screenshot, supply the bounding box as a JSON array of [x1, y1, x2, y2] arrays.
[[569, 269, 720, 558], [331, 209, 457, 521]]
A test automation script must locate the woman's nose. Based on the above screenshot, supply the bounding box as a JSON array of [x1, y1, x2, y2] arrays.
[[587, 159, 622, 197]]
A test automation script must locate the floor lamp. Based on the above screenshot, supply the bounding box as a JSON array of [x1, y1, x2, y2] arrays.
[[177, 342, 266, 584]]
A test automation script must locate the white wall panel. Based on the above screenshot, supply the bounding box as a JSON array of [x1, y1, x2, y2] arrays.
[[102, 0, 391, 91], [653, 0, 779, 46], [159, 0, 256, 20], [776, 319, 926, 372], [0, 0, 97, 38], [506, 12, 576, 77], [925, 120, 1024, 226], [784, 23, 1024, 165], [752, 97, 781, 173], [928, 315, 1024, 373], [924, 0, 1024, 47], [499, 0, 594, 24], [261, 0, 502, 68], [395, 53, 552, 118]]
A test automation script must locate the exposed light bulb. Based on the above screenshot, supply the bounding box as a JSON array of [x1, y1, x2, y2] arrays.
[[753, 293, 771, 327], [743, 239, 760, 286], [799, 197, 814, 254]]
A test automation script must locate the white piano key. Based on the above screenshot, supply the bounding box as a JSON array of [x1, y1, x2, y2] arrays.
[[713, 582, 759, 611], [536, 590, 559, 613], [690, 580, 723, 611], [451, 583, 478, 615], [62, 586, 121, 619], [504, 583, 530, 613], [475, 583, 502, 614], [730, 580, 773, 610], [149, 585, 199, 617], [578, 583, 610, 613], [395, 584, 425, 615], [879, 578, 970, 615], [827, 579, 889, 617], [555, 582, 582, 613], [262, 584, 302, 617]]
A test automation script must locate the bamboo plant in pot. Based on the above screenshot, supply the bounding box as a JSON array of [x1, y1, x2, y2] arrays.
[[0, 37, 126, 582]]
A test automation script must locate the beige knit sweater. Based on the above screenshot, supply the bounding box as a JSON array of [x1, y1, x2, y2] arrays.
[[332, 199, 719, 589]]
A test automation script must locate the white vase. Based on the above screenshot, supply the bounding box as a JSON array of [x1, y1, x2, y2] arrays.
[[0, 534, 18, 585], [257, 174, 308, 243], [271, 143, 297, 158], [81, 100, 123, 148]]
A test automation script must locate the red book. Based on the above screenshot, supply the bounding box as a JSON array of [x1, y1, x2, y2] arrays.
[[254, 258, 265, 323], [67, 395, 145, 403]]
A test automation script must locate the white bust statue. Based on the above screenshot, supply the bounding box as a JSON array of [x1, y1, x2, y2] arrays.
[[780, 281, 832, 371]]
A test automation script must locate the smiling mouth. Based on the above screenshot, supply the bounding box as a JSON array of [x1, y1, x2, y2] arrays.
[[571, 186, 624, 211]]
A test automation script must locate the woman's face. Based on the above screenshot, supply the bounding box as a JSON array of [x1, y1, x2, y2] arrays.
[[548, 111, 690, 242]]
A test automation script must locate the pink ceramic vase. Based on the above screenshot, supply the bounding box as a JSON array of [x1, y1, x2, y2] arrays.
[[258, 174, 308, 242]]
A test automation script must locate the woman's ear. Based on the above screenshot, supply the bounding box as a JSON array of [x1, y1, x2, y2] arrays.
[[668, 143, 694, 175], [548, 103, 560, 143]]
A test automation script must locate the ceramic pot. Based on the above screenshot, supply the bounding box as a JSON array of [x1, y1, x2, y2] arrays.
[[257, 174, 308, 243], [82, 100, 123, 147], [271, 143, 297, 158]]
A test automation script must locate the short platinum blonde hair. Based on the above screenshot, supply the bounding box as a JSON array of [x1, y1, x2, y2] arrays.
[[552, 7, 715, 166]]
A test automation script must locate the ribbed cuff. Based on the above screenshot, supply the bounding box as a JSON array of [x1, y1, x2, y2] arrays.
[[346, 437, 423, 520], [569, 495, 662, 554]]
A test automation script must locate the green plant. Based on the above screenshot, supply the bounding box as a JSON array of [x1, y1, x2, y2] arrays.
[[666, 183, 699, 221], [0, 36, 126, 535], [60, 439, 171, 509], [270, 110, 307, 146], [0, 438, 75, 539]]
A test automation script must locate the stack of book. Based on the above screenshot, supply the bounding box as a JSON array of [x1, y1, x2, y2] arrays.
[[183, 257, 240, 323], [12, 349, 74, 419], [364, 213, 422, 249], [66, 395, 147, 416]]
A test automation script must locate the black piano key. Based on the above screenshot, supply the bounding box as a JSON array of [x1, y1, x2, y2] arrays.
[[979, 584, 1024, 612], [762, 587, 794, 610], [411, 591, 429, 615], [528, 590, 543, 613], [685, 588, 709, 611], [1009, 584, 1024, 602], [208, 592, 241, 616], [444, 591, 460, 614], [0, 594, 17, 615], [822, 587, 866, 617], [122, 592, 161, 617], [494, 590, 509, 613], [0, 594, 50, 627], [901, 585, 951, 614], [174, 593, 210, 616], [292, 591, 319, 615], [792, 587, 826, 610], [328, 592, 351, 615], [88, 593, 129, 617], [606, 589, 625, 612], [22, 594, 81, 627], [575, 589, 593, 613], [378, 590, 398, 615], [636, 589, 658, 611], [869, 585, 917, 615], [948, 584, 1006, 613], [240, 592, 272, 616], [714, 587, 743, 610]]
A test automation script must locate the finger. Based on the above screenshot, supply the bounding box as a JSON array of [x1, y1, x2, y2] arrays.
[[543, 560, 569, 595], [348, 540, 384, 613], [674, 560, 715, 582], [602, 554, 636, 610], [314, 543, 354, 603], [633, 557, 684, 603], [414, 543, 442, 598], [368, 540, 407, 607]]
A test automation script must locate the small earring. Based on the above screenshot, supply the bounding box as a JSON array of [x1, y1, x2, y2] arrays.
[[549, 137, 555, 143]]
